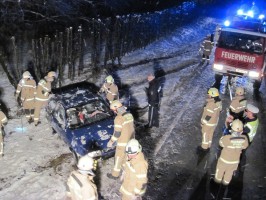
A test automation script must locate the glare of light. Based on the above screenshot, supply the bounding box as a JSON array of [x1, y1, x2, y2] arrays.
[[224, 20, 230, 27], [16, 127, 27, 132], [247, 10, 254, 18], [258, 14, 265, 19], [248, 71, 260, 78], [213, 64, 224, 70], [237, 9, 244, 15]]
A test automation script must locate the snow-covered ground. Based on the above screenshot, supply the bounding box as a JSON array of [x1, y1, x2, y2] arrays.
[[0, 17, 266, 200]]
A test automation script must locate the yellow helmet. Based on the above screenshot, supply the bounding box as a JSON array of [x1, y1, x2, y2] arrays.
[[125, 139, 142, 154], [231, 119, 243, 132], [23, 71, 31, 79], [208, 87, 219, 97], [235, 87, 244, 96], [105, 75, 114, 84], [47, 71, 57, 78], [110, 100, 122, 110]]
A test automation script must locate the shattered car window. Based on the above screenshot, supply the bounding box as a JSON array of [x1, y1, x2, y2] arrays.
[[66, 99, 111, 128]]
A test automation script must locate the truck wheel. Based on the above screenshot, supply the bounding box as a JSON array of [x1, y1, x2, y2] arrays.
[[253, 80, 261, 90], [213, 74, 223, 90]]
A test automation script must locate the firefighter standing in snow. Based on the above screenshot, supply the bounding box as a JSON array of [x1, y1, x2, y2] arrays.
[[107, 100, 135, 179], [146, 74, 161, 128], [200, 88, 222, 150], [201, 34, 213, 63], [0, 110, 8, 157], [99, 75, 119, 104], [214, 119, 248, 185], [15, 71, 36, 123], [34, 71, 56, 126], [66, 156, 98, 200], [228, 87, 246, 120], [120, 139, 148, 200]]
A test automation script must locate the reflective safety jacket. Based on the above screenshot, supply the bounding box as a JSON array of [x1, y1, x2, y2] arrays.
[[111, 110, 135, 147], [66, 171, 98, 200], [244, 117, 259, 143], [219, 134, 248, 165], [229, 95, 246, 116], [100, 82, 119, 102], [120, 152, 148, 197], [16, 78, 36, 102], [201, 98, 222, 127], [35, 79, 51, 101]]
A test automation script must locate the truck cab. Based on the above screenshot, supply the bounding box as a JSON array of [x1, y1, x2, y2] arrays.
[[212, 16, 266, 91]]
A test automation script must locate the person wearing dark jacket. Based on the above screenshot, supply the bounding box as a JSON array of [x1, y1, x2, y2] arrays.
[[146, 74, 161, 128]]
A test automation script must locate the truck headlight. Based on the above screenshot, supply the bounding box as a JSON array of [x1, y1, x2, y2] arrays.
[[213, 64, 224, 70], [248, 71, 260, 78]]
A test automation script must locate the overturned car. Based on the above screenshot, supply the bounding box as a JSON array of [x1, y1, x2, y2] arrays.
[[46, 82, 115, 160]]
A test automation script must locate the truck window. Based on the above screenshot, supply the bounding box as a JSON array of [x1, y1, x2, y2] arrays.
[[217, 31, 264, 54]]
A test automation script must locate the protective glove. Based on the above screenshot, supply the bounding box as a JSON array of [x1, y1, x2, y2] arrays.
[[107, 140, 114, 148]]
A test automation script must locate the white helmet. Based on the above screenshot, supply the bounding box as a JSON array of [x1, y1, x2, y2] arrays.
[[126, 139, 142, 155], [23, 71, 31, 79], [231, 119, 243, 132], [77, 156, 94, 174]]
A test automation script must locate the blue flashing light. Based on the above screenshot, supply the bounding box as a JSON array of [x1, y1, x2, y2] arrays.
[[259, 14, 265, 19], [224, 20, 230, 27], [237, 9, 244, 15], [247, 10, 254, 18]]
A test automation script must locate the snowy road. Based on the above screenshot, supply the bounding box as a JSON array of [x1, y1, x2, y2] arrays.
[[0, 17, 266, 200]]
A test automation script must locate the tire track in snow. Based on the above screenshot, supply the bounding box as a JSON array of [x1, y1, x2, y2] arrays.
[[153, 62, 209, 156], [154, 85, 200, 156]]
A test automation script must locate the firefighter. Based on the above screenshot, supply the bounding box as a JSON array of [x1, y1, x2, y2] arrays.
[[120, 139, 148, 200], [145, 74, 161, 128], [200, 34, 213, 64], [224, 103, 259, 143], [199, 87, 222, 151], [15, 71, 36, 123], [107, 100, 135, 179], [214, 119, 248, 185], [228, 87, 247, 119], [34, 71, 56, 126], [99, 75, 119, 104], [66, 155, 98, 200], [0, 109, 8, 157]]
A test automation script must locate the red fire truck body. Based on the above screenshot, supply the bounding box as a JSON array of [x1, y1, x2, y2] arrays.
[[212, 23, 266, 89]]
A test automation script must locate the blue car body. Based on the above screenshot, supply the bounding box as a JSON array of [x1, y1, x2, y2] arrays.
[[46, 82, 115, 159]]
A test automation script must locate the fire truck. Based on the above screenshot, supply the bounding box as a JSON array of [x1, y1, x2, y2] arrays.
[[212, 10, 266, 93]]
